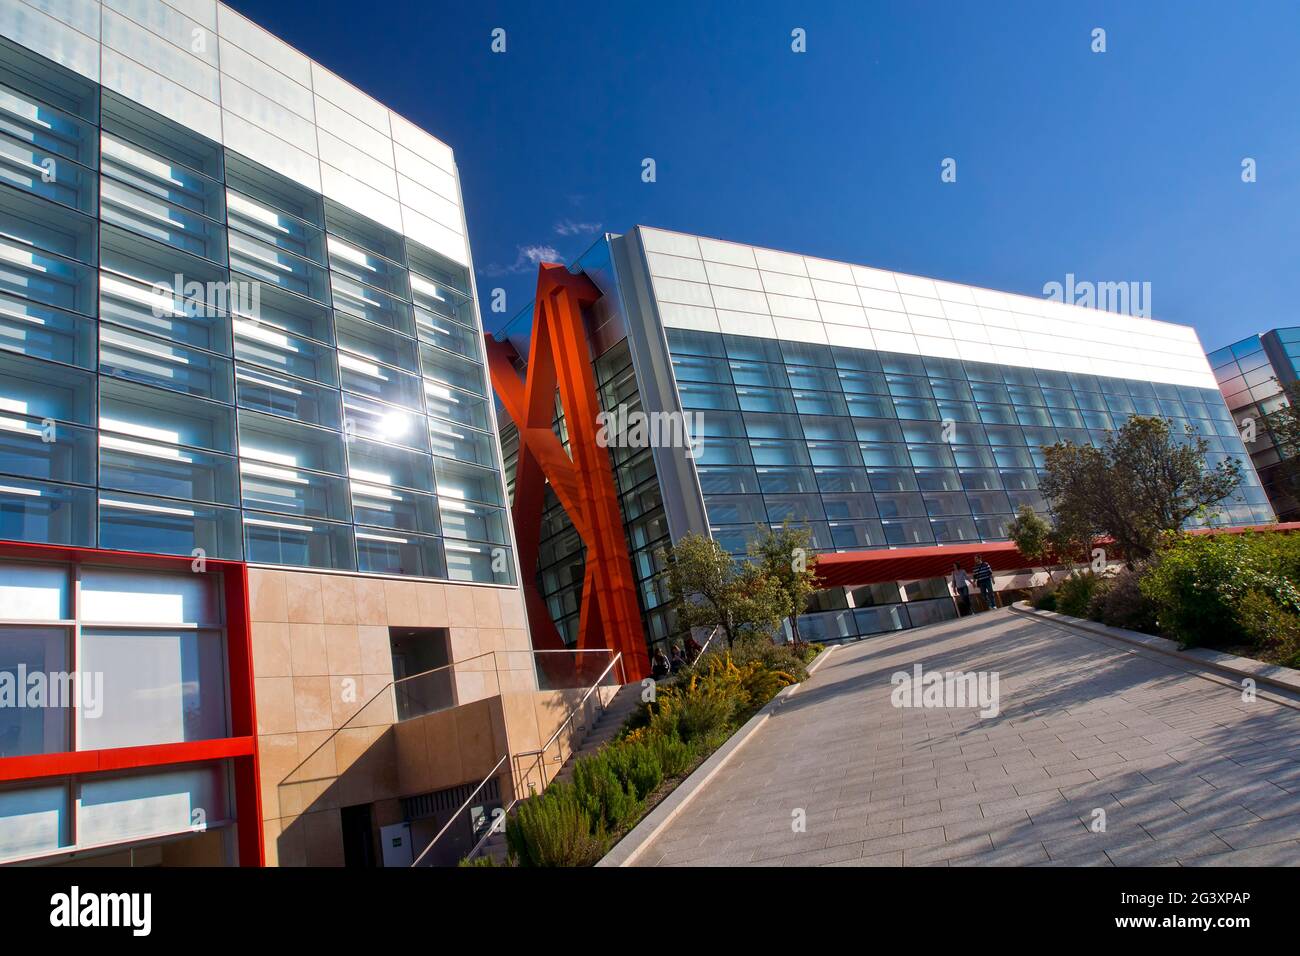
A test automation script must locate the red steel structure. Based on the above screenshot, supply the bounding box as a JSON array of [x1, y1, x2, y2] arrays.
[[0, 540, 263, 866], [485, 264, 651, 682]]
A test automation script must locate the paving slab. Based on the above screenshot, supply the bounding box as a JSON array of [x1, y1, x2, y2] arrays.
[[627, 610, 1300, 866]]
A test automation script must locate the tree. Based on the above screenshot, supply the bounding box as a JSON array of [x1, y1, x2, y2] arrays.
[[1039, 415, 1243, 564], [659, 533, 784, 648], [1004, 505, 1094, 582], [750, 522, 820, 647]]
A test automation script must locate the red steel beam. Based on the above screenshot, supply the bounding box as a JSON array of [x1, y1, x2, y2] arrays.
[[485, 264, 651, 681]]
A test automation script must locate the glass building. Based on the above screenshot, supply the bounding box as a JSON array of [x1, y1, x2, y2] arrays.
[[1208, 328, 1300, 521], [494, 227, 1274, 653], [0, 1, 523, 867]]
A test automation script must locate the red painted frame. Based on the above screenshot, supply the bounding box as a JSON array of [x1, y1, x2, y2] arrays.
[[815, 521, 1300, 589], [0, 540, 263, 866], [486, 264, 652, 682]]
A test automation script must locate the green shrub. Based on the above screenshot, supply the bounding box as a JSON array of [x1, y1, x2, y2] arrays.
[[1086, 568, 1158, 633], [1140, 532, 1300, 649], [1054, 571, 1104, 618], [730, 635, 810, 682], [603, 739, 663, 801], [572, 751, 641, 831], [506, 782, 609, 867], [648, 731, 694, 778], [667, 687, 738, 743], [1032, 589, 1057, 611], [1237, 589, 1300, 666]]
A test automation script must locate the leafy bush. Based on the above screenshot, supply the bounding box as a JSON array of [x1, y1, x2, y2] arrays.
[[603, 739, 663, 801], [1054, 571, 1104, 618], [508, 650, 804, 866], [1140, 532, 1300, 649], [729, 635, 810, 682], [1086, 567, 1158, 633], [1032, 589, 1057, 611], [572, 753, 641, 831], [1237, 589, 1300, 667], [506, 782, 609, 867], [647, 731, 694, 778]]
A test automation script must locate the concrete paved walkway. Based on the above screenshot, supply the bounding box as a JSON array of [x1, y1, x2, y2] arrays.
[[632, 610, 1300, 866]]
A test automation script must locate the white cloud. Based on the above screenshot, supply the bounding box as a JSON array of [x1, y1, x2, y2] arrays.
[[553, 219, 602, 237], [479, 243, 563, 277]]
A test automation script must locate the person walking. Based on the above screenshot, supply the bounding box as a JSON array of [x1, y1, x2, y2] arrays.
[[951, 562, 971, 616], [651, 648, 670, 680], [972, 555, 996, 610]]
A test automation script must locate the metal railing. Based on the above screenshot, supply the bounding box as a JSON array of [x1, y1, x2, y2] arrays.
[[410, 752, 510, 868], [412, 650, 626, 866], [510, 651, 625, 797], [279, 650, 500, 792], [531, 647, 627, 690]]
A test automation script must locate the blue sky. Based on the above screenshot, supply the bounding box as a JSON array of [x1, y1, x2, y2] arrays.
[[227, 0, 1300, 348]]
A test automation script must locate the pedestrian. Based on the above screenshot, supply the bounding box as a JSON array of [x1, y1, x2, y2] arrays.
[[669, 644, 687, 674], [972, 555, 996, 610], [651, 648, 670, 680], [683, 635, 702, 663], [951, 562, 971, 616]]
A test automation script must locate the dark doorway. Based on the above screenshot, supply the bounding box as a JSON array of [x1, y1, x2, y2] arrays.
[[389, 627, 454, 719], [340, 803, 376, 867]]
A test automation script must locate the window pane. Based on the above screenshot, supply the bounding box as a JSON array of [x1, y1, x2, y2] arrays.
[[0, 477, 94, 546], [0, 783, 69, 863], [77, 763, 230, 846], [356, 528, 445, 578], [0, 293, 96, 366], [100, 377, 234, 452], [0, 626, 69, 756], [100, 434, 239, 506], [234, 364, 341, 430], [443, 540, 514, 584], [0, 414, 95, 485], [243, 513, 355, 570], [78, 628, 226, 749], [98, 491, 243, 559], [99, 323, 233, 402], [240, 461, 351, 522]]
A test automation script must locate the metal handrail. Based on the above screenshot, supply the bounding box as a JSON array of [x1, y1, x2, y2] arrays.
[[410, 752, 509, 867], [531, 648, 627, 687], [280, 650, 500, 787], [411, 650, 626, 866], [696, 625, 720, 660], [512, 651, 624, 775], [464, 792, 518, 860]]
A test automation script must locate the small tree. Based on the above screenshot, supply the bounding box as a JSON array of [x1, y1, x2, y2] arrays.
[[1004, 505, 1094, 582], [750, 522, 820, 647], [660, 533, 784, 648], [1004, 506, 1052, 581], [1039, 415, 1243, 564]]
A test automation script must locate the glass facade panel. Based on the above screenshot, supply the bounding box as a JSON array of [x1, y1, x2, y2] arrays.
[[663, 328, 1274, 562]]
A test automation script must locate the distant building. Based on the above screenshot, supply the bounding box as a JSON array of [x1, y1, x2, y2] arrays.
[[1208, 329, 1300, 520]]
